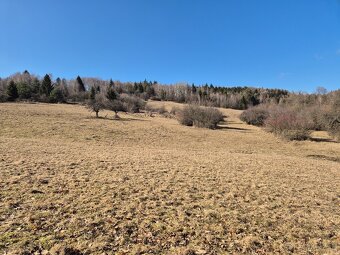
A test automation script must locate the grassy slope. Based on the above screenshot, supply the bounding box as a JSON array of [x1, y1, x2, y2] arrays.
[[0, 102, 339, 254]]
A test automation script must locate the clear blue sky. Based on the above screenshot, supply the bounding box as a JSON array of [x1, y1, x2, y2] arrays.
[[1, 0, 340, 92]]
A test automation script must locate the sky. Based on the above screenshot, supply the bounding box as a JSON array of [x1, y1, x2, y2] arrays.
[[1, 0, 340, 92]]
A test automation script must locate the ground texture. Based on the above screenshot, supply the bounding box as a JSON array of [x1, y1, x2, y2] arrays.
[[0, 102, 339, 254]]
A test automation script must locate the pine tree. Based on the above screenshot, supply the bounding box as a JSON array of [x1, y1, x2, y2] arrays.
[[6, 80, 18, 101], [41, 74, 53, 96], [76, 76, 86, 92]]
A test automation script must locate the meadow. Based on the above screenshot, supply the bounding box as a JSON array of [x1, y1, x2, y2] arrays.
[[0, 102, 339, 254]]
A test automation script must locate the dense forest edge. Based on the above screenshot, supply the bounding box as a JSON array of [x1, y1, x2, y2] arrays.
[[0, 70, 290, 109]]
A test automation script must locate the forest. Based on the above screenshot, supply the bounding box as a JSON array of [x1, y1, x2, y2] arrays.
[[0, 70, 289, 109]]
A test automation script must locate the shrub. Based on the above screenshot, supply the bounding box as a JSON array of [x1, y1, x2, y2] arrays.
[[303, 106, 326, 131], [323, 109, 340, 141], [0, 93, 7, 102], [177, 105, 224, 129], [240, 105, 269, 126], [145, 104, 167, 114], [121, 94, 146, 113], [177, 105, 195, 126], [265, 107, 312, 140], [170, 107, 179, 115]]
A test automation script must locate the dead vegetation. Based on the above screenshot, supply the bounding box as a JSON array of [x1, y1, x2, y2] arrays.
[[0, 102, 339, 254], [176, 105, 224, 129]]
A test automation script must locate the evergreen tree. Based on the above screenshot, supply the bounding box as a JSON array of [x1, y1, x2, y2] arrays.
[[41, 74, 53, 96], [109, 79, 114, 89], [17, 82, 32, 99], [90, 86, 96, 100], [76, 76, 86, 92], [145, 83, 155, 97], [56, 77, 61, 86], [133, 82, 138, 92], [32, 78, 41, 94], [106, 88, 118, 101], [138, 83, 144, 93], [49, 87, 65, 103], [191, 84, 197, 93], [6, 80, 18, 101]]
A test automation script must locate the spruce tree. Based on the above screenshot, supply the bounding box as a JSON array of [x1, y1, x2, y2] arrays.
[[90, 86, 96, 100], [106, 88, 117, 101], [109, 79, 114, 89], [76, 76, 86, 92], [41, 74, 53, 96], [56, 77, 61, 86], [32, 78, 41, 94], [6, 80, 18, 101]]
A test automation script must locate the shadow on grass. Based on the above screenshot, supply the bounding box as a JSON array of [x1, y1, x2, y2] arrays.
[[217, 125, 251, 132], [85, 116, 148, 122], [309, 137, 338, 144], [307, 154, 340, 163]]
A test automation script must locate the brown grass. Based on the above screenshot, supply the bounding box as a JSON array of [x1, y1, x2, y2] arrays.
[[0, 102, 339, 254]]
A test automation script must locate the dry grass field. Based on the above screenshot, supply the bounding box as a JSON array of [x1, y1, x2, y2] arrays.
[[0, 102, 339, 255]]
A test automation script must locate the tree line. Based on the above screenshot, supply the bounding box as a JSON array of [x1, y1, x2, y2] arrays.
[[0, 70, 289, 110]]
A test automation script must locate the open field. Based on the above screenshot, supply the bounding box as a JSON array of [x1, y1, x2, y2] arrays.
[[0, 102, 339, 254]]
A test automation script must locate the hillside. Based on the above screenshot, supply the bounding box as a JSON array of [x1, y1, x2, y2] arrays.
[[0, 102, 339, 254]]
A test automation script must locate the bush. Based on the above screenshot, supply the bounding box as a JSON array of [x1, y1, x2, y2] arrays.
[[304, 106, 326, 131], [145, 104, 167, 114], [323, 109, 340, 141], [121, 94, 145, 113], [0, 93, 7, 102], [170, 107, 179, 115], [265, 107, 312, 140], [240, 105, 269, 126], [177, 105, 224, 129], [177, 105, 195, 126]]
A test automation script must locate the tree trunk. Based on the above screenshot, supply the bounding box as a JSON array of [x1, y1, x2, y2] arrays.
[[96, 111, 99, 118], [114, 111, 119, 119]]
